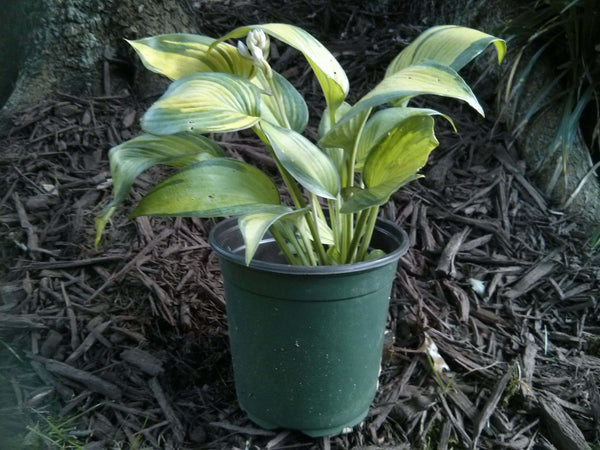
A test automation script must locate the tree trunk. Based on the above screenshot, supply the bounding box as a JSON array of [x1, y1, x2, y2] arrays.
[[0, 0, 366, 110], [1, 0, 196, 110]]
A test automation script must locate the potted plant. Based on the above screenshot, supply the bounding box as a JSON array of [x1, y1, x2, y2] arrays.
[[95, 24, 504, 436]]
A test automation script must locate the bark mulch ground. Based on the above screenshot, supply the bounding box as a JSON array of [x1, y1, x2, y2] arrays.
[[1, 6, 600, 449]]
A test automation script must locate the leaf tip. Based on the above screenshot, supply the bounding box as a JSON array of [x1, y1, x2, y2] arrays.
[[495, 40, 507, 65]]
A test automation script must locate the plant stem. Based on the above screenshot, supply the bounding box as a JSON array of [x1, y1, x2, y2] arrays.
[[280, 163, 307, 209], [341, 212, 353, 263], [308, 195, 328, 265], [345, 209, 368, 263], [345, 107, 371, 189], [299, 227, 318, 266], [340, 109, 371, 262], [265, 72, 292, 129], [328, 198, 342, 250], [281, 224, 311, 266], [270, 224, 301, 265], [356, 206, 379, 262]]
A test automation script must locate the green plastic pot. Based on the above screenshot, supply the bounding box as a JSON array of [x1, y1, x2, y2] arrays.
[[209, 217, 409, 437]]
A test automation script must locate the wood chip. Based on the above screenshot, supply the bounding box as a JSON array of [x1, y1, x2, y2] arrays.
[[587, 375, 600, 430], [65, 320, 111, 364], [494, 147, 548, 212], [520, 334, 538, 400], [12, 191, 39, 260], [504, 260, 557, 300], [149, 377, 185, 443], [472, 369, 512, 446], [442, 280, 471, 322], [45, 359, 122, 400], [539, 392, 590, 450], [436, 228, 471, 278], [40, 329, 63, 358], [438, 391, 472, 448], [418, 204, 437, 251], [60, 282, 80, 350], [0, 313, 46, 331], [87, 228, 174, 302], [208, 421, 277, 436], [121, 348, 164, 376]]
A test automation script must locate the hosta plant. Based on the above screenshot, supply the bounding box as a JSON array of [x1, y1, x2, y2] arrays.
[[95, 24, 505, 265]]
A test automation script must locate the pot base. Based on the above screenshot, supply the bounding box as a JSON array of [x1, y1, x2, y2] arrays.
[[245, 408, 368, 438]]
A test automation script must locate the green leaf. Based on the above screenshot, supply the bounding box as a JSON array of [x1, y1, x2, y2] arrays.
[[364, 115, 438, 188], [130, 158, 280, 217], [95, 133, 224, 246], [365, 249, 387, 261], [294, 212, 335, 246], [318, 102, 351, 138], [252, 70, 309, 133], [326, 245, 343, 264], [215, 23, 349, 113], [127, 34, 256, 80], [322, 147, 345, 175], [356, 107, 452, 169], [238, 206, 307, 265], [313, 214, 335, 246], [260, 120, 340, 199], [95, 206, 118, 247], [342, 115, 438, 213], [317, 102, 355, 174], [108, 133, 224, 205], [338, 61, 484, 126], [318, 102, 372, 153], [386, 25, 506, 76], [341, 177, 423, 214], [141, 72, 262, 135]]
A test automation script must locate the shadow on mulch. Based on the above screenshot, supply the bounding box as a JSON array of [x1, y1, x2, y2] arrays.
[[1, 5, 600, 449]]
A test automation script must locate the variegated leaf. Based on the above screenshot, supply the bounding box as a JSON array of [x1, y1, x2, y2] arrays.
[[141, 72, 262, 135], [386, 25, 505, 76], [342, 115, 438, 212], [95, 133, 224, 246], [131, 158, 280, 217], [337, 61, 483, 127], [128, 34, 255, 80], [252, 70, 308, 133], [260, 120, 340, 199], [356, 107, 451, 169], [215, 23, 349, 114], [239, 206, 307, 265]]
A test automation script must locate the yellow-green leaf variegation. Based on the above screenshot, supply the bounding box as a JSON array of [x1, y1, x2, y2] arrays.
[[127, 34, 256, 80], [96, 23, 505, 266], [141, 72, 263, 135]]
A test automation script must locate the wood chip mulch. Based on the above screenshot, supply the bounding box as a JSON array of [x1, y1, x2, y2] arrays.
[[1, 50, 600, 450]]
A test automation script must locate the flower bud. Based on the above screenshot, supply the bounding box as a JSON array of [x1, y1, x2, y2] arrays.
[[246, 29, 270, 59], [251, 46, 264, 62], [237, 41, 251, 59]]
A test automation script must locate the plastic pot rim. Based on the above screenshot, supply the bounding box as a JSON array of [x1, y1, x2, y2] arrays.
[[209, 216, 409, 276]]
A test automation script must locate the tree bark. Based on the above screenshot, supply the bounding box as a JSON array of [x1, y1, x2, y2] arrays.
[[0, 0, 364, 110], [2, 0, 196, 110]]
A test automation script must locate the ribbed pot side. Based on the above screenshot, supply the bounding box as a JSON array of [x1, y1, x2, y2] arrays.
[[209, 217, 409, 437]]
